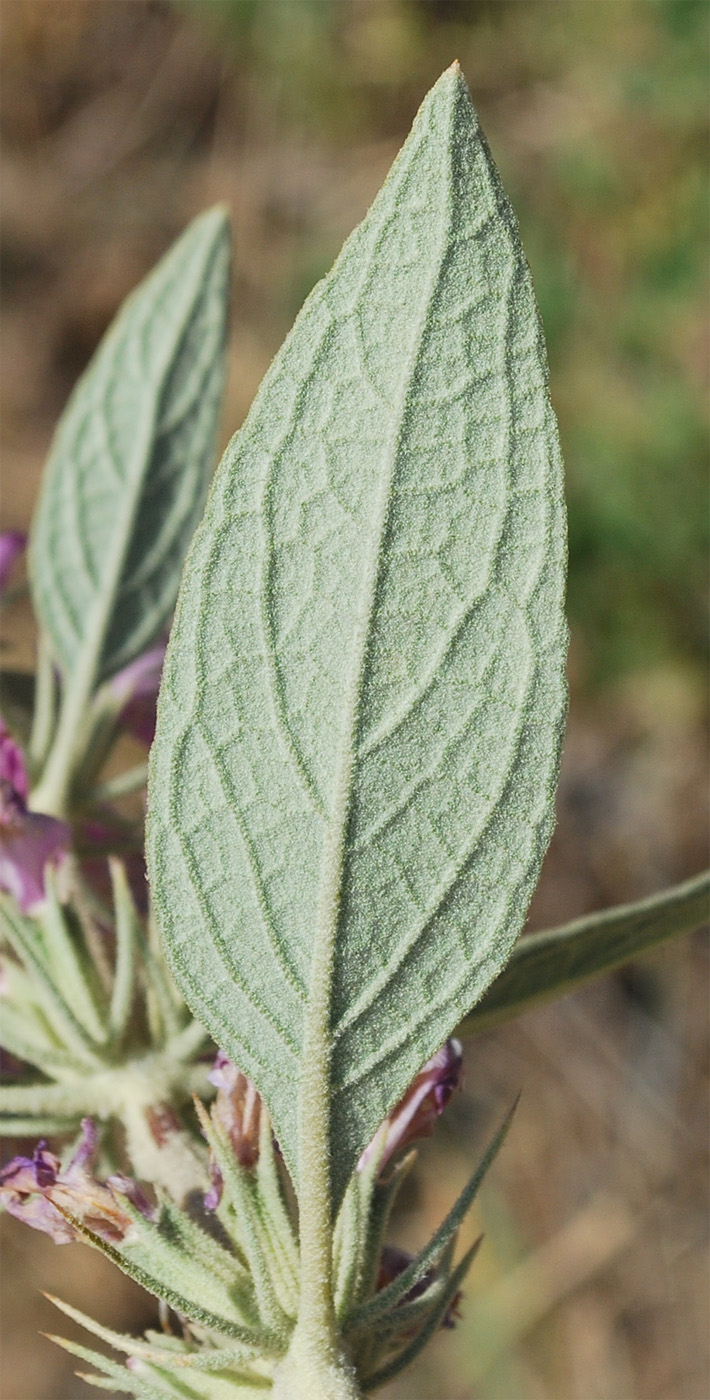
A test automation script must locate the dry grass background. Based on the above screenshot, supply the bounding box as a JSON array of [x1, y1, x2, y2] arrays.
[[0, 3, 708, 1398]]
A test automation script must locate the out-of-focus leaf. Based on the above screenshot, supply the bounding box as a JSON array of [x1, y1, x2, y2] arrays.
[[459, 869, 710, 1035], [29, 208, 231, 688]]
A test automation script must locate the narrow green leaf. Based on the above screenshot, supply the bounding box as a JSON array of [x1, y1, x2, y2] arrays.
[[138, 1361, 272, 1399], [40, 871, 109, 1043], [0, 1114, 80, 1135], [141, 1335, 273, 1378], [154, 1195, 252, 1290], [333, 1176, 363, 1321], [143, 1333, 192, 1353], [47, 1295, 169, 1363], [362, 1238, 482, 1392], [29, 207, 231, 689], [92, 764, 150, 803], [0, 895, 103, 1064], [148, 64, 567, 1208], [459, 869, 710, 1036], [0, 1078, 90, 1116], [153, 1352, 269, 1379], [47, 1294, 261, 1372], [109, 859, 139, 1038], [29, 635, 57, 768], [146, 1199, 257, 1333], [47, 1336, 164, 1400], [353, 1152, 417, 1314], [0, 1007, 87, 1077], [193, 1098, 290, 1335], [78, 1377, 131, 1395], [333, 1129, 386, 1322], [345, 1099, 515, 1335], [167, 1018, 210, 1064], [56, 1206, 278, 1350], [123, 1369, 194, 1400], [361, 1236, 457, 1345], [138, 919, 185, 1044], [252, 1111, 300, 1316]]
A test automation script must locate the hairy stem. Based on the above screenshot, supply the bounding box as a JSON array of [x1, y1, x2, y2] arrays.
[[29, 654, 99, 817]]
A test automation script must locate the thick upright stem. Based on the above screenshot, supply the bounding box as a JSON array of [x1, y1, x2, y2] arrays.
[[272, 1324, 361, 1400], [115, 1061, 207, 1202]]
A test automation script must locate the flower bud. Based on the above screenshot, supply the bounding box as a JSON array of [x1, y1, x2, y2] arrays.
[[204, 1051, 261, 1209], [358, 1038, 463, 1172]]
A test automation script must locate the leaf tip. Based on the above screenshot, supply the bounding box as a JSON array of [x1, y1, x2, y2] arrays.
[[194, 201, 231, 234], [504, 1090, 522, 1132], [438, 57, 472, 95], [468, 1232, 485, 1263], [422, 59, 479, 140]]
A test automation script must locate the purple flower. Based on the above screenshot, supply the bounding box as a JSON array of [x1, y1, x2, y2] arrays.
[[0, 531, 26, 595], [204, 1051, 262, 1209], [0, 1119, 152, 1245], [109, 642, 166, 747], [358, 1038, 463, 1173], [106, 1172, 155, 1220], [0, 1143, 76, 1243], [0, 721, 70, 913], [0, 720, 29, 800]]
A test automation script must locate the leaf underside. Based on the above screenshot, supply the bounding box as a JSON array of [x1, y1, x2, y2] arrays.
[[148, 66, 567, 1205], [29, 208, 231, 685]]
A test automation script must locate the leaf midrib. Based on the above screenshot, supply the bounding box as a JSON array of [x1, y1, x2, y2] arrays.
[[84, 258, 213, 687], [41, 229, 220, 686], [297, 86, 456, 1201]]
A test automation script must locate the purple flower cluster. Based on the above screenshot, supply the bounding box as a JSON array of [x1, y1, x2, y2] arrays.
[[0, 721, 70, 913], [201, 1039, 463, 1211], [0, 1118, 152, 1245]]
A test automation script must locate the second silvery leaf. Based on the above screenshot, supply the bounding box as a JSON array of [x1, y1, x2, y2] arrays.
[[30, 208, 231, 686], [148, 65, 568, 1206]]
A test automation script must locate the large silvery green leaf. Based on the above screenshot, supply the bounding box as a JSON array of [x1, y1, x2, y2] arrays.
[[29, 207, 231, 687], [148, 65, 568, 1207]]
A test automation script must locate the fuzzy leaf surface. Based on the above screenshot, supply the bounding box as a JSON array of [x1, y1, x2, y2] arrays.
[[30, 209, 231, 685], [148, 66, 567, 1204]]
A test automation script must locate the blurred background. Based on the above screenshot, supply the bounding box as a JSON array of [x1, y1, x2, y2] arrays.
[[0, 2, 707, 1397]]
